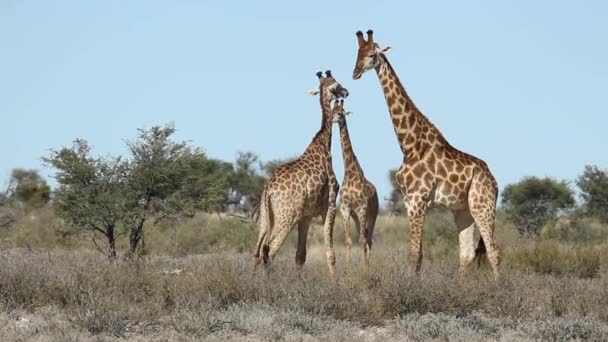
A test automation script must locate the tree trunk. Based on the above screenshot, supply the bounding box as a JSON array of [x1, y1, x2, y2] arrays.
[[107, 224, 117, 259], [107, 227, 116, 260], [129, 216, 146, 255]]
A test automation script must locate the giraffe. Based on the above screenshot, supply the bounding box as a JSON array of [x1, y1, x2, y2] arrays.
[[351, 30, 500, 277], [252, 70, 349, 275], [331, 99, 379, 268]]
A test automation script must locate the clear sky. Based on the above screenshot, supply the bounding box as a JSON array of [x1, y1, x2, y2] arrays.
[[1, 1, 607, 204]]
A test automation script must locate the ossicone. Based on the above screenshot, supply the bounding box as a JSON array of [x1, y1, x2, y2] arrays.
[[356, 30, 365, 46], [366, 30, 374, 44]]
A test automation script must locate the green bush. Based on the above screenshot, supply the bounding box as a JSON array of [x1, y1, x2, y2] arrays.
[[542, 216, 608, 243], [509, 241, 602, 278]]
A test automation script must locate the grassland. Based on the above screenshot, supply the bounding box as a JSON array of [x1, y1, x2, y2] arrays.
[[2, 210, 608, 341]]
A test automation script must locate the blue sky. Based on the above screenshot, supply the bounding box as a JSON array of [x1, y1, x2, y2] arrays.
[[1, 1, 607, 204]]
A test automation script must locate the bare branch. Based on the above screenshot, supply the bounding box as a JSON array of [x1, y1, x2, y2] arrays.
[[89, 233, 108, 257]]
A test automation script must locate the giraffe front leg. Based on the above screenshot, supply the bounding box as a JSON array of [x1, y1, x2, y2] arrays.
[[406, 198, 428, 275], [323, 177, 339, 277], [339, 205, 353, 271], [356, 207, 370, 268]]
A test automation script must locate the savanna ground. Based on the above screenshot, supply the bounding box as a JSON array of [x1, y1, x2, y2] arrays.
[[2, 210, 608, 341]]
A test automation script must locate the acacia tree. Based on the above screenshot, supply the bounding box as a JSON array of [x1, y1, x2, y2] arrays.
[[501, 177, 575, 237], [44, 124, 228, 257], [125, 124, 228, 255], [577, 165, 608, 223], [44, 139, 129, 258]]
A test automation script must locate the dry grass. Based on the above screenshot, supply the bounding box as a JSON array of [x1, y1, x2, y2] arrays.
[[2, 245, 608, 341], [2, 210, 608, 340]]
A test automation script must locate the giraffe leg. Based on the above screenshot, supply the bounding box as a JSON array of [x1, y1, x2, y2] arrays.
[[453, 209, 477, 275], [253, 228, 267, 267], [322, 177, 339, 276], [295, 217, 312, 269], [474, 216, 500, 278], [253, 192, 271, 267], [339, 205, 353, 270], [406, 199, 428, 274], [469, 194, 500, 278], [355, 207, 370, 267], [365, 192, 379, 252], [266, 211, 300, 264]]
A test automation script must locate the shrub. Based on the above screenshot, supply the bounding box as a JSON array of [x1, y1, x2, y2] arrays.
[[509, 241, 602, 278], [501, 177, 575, 237]]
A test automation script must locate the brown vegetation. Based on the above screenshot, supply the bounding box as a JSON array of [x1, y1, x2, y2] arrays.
[[2, 210, 608, 340]]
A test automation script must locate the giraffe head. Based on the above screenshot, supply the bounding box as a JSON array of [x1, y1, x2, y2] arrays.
[[352, 30, 392, 80], [307, 70, 349, 100], [330, 99, 351, 124]]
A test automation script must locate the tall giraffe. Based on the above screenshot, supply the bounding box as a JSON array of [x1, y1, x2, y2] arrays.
[[253, 71, 348, 275], [331, 99, 379, 268], [351, 30, 500, 277]]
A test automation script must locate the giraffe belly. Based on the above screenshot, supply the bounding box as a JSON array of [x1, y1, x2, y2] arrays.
[[432, 183, 468, 210]]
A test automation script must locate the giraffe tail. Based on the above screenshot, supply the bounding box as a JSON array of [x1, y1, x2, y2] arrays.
[[252, 188, 272, 265], [474, 236, 486, 269]]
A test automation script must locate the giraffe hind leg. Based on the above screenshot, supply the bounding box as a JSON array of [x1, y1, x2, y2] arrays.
[[253, 193, 272, 266], [266, 209, 301, 264], [365, 192, 379, 252], [452, 209, 477, 275], [468, 190, 500, 278], [295, 217, 312, 269]]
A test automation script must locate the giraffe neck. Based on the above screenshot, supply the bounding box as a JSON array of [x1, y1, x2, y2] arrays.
[[308, 86, 333, 152], [338, 120, 363, 177], [375, 55, 446, 160]]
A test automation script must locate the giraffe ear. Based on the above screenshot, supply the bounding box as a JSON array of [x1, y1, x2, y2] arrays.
[[307, 88, 320, 96], [380, 46, 393, 54]]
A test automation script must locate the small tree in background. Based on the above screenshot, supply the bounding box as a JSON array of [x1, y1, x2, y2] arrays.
[[577, 165, 608, 223], [0, 169, 51, 228], [43, 139, 129, 258], [225, 152, 266, 213], [5, 169, 51, 209], [501, 176, 575, 237], [386, 168, 405, 214]]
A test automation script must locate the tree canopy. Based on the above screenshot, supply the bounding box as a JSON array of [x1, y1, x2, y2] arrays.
[[5, 168, 51, 209], [577, 165, 608, 223], [44, 124, 229, 257], [501, 176, 575, 237]]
